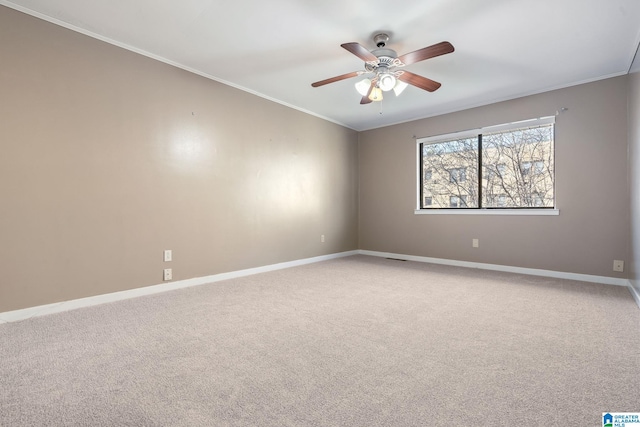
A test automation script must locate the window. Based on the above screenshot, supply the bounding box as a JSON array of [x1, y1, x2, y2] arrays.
[[520, 160, 544, 176], [450, 195, 467, 207], [418, 117, 555, 210], [449, 167, 467, 183], [486, 194, 507, 207], [485, 163, 507, 180], [532, 192, 543, 207]]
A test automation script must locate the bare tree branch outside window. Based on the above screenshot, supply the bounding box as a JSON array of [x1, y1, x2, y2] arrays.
[[482, 125, 554, 208]]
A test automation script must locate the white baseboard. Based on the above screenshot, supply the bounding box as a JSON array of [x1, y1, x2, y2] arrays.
[[0, 250, 359, 323], [629, 281, 640, 308], [359, 250, 631, 287], [2, 249, 636, 323]]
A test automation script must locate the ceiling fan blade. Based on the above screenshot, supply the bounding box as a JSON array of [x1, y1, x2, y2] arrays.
[[311, 71, 361, 87], [360, 81, 375, 104], [341, 42, 378, 62], [398, 71, 442, 92], [398, 41, 454, 66]]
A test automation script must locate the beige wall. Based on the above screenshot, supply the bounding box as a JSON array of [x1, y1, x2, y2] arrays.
[[359, 76, 630, 278], [1, 5, 635, 313], [629, 71, 640, 296], [0, 6, 359, 312]]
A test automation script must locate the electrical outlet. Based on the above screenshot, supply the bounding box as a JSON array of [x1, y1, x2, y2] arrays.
[[163, 268, 173, 281], [472, 239, 479, 248], [164, 249, 172, 262], [613, 260, 624, 272], [321, 234, 325, 243]]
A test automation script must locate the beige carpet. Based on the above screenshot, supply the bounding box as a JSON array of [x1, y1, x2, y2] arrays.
[[1, 255, 639, 426]]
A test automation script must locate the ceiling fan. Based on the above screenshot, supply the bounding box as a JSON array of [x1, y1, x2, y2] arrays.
[[311, 33, 454, 104]]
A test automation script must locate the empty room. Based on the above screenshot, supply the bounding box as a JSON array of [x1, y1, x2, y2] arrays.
[[1, 0, 640, 426]]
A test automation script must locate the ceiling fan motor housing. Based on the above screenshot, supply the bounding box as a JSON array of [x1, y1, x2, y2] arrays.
[[369, 45, 402, 91], [366, 43, 399, 70], [372, 48, 397, 60]]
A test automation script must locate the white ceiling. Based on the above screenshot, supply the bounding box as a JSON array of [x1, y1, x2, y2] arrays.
[[3, 0, 640, 131]]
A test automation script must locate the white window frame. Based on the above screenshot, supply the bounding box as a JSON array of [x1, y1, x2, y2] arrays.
[[415, 116, 559, 216]]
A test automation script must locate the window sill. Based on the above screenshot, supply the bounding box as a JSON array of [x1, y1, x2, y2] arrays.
[[414, 209, 560, 216]]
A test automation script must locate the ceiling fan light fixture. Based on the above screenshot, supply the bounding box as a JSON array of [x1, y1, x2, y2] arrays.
[[378, 73, 396, 92], [368, 87, 383, 102], [393, 80, 409, 96], [355, 78, 372, 96], [311, 35, 454, 107]]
